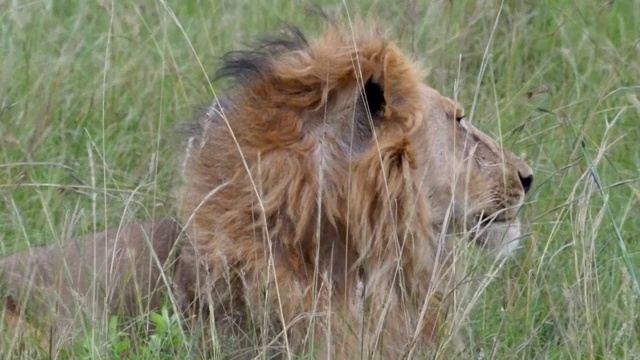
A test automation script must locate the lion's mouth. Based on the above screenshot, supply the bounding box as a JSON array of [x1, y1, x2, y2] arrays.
[[476, 212, 514, 227], [472, 211, 522, 257]]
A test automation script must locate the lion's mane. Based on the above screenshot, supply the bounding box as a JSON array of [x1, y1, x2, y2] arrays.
[[177, 24, 455, 358]]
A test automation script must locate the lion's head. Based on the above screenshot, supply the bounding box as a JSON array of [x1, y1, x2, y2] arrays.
[[417, 87, 533, 258], [178, 23, 532, 357]]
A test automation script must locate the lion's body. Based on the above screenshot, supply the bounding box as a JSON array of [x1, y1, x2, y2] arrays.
[[0, 219, 181, 353], [177, 24, 533, 358]]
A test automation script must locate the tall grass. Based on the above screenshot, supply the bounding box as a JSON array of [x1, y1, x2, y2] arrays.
[[1, 0, 638, 358]]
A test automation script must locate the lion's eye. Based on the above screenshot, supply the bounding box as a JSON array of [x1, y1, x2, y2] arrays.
[[458, 117, 470, 131]]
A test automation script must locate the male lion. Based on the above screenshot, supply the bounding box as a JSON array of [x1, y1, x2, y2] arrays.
[[176, 23, 534, 358]]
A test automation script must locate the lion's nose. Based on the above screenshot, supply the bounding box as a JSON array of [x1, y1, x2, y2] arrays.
[[518, 171, 533, 194]]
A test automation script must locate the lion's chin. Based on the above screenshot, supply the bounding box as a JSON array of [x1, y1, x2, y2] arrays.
[[475, 219, 522, 259]]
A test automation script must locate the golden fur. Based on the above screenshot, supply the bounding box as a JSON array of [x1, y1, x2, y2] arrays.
[[176, 23, 534, 358]]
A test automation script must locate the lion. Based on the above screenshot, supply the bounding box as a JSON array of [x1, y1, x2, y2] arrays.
[[176, 22, 534, 358]]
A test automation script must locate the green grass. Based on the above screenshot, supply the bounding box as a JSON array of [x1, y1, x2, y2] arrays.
[[1, 0, 638, 358]]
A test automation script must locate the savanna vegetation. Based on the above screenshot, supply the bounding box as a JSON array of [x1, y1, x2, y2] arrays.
[[0, 0, 638, 358]]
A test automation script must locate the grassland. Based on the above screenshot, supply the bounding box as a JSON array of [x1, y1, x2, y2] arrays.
[[1, 0, 638, 358]]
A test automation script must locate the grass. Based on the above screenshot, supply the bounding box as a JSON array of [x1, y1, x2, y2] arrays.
[[1, 0, 638, 358]]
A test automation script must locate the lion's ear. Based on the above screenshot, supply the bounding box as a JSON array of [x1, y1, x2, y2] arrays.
[[362, 76, 385, 117], [344, 76, 386, 155]]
